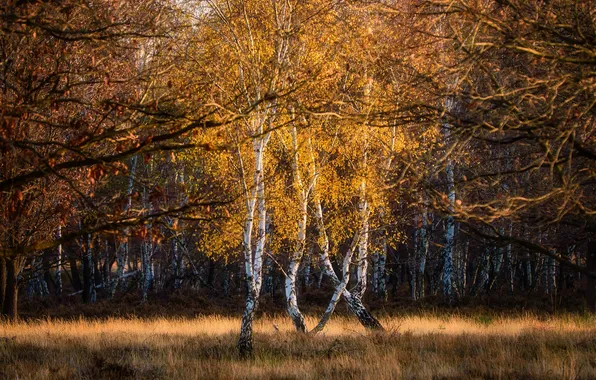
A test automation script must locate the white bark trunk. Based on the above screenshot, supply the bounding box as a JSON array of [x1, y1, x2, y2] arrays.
[[238, 130, 270, 356], [284, 125, 308, 332], [355, 197, 369, 299], [378, 244, 387, 298], [55, 225, 63, 297], [141, 187, 154, 303], [303, 248, 312, 289], [111, 155, 137, 298], [443, 160, 455, 300], [311, 194, 382, 334], [442, 94, 456, 301]]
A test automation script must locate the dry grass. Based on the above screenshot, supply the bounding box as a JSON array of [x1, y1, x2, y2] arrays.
[[1, 313, 596, 379]]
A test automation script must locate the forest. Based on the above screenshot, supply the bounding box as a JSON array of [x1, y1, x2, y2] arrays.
[[1, 0, 596, 378]]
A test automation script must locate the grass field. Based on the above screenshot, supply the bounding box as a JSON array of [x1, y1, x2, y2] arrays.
[[1, 313, 596, 379]]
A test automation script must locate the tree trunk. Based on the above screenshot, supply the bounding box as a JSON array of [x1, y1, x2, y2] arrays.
[[586, 241, 596, 313], [111, 241, 128, 296], [285, 258, 307, 332], [0, 257, 6, 312], [416, 209, 429, 299], [140, 188, 154, 302], [443, 213, 455, 301], [111, 156, 137, 297], [237, 133, 269, 356], [505, 240, 514, 295], [69, 253, 83, 291], [343, 291, 383, 330], [263, 257, 273, 296], [55, 226, 63, 297], [354, 198, 369, 299], [442, 103, 456, 302], [41, 251, 54, 296], [284, 124, 308, 333], [408, 246, 417, 301], [545, 253, 556, 296], [82, 234, 96, 303], [93, 254, 103, 288], [2, 258, 19, 320], [141, 237, 151, 302], [372, 251, 379, 295], [488, 243, 504, 292], [311, 212, 383, 334], [302, 248, 312, 291], [378, 247, 387, 299], [238, 292, 257, 357], [524, 254, 533, 290], [223, 264, 231, 296], [472, 247, 490, 296], [207, 259, 215, 287]]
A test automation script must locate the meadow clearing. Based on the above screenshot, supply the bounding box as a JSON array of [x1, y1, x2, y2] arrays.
[[1, 313, 595, 379]]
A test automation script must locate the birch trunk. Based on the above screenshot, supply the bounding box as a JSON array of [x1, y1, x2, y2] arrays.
[[372, 247, 387, 299], [453, 224, 467, 297], [378, 244, 387, 299], [238, 134, 269, 357], [111, 155, 137, 297], [310, 226, 359, 334], [263, 257, 273, 296], [55, 226, 63, 297], [140, 225, 152, 302], [303, 248, 312, 290], [354, 197, 369, 300], [443, 159, 455, 301], [310, 194, 382, 334], [505, 240, 514, 294], [284, 125, 309, 333], [459, 240, 469, 296], [372, 252, 379, 295], [285, 205, 307, 332], [171, 235, 181, 289], [140, 180, 155, 302], [416, 209, 430, 299]]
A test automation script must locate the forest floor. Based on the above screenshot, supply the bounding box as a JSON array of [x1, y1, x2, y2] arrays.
[[1, 313, 596, 379]]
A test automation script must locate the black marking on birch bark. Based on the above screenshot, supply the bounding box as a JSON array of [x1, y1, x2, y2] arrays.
[[237, 295, 258, 358], [344, 293, 383, 330]]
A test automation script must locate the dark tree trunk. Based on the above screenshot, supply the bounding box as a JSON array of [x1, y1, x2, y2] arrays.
[[82, 236, 96, 303], [82, 252, 92, 303], [0, 257, 6, 312], [2, 258, 19, 320], [42, 251, 55, 295], [69, 255, 83, 291], [587, 241, 596, 313], [207, 259, 215, 286], [94, 256, 103, 287]]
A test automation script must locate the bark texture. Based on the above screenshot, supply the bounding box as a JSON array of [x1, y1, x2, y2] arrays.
[[2, 258, 19, 320]]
